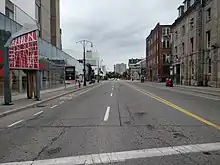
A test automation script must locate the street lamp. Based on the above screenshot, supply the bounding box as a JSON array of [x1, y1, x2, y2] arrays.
[[76, 40, 93, 86], [97, 59, 103, 83]]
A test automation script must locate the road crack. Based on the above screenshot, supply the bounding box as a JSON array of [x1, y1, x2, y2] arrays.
[[30, 128, 67, 164], [117, 99, 122, 127]]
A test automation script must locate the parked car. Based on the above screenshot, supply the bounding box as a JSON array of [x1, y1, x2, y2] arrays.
[[165, 78, 173, 87]]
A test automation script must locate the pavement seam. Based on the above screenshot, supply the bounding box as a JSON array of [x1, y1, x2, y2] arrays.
[[0, 84, 99, 119], [117, 99, 122, 127]]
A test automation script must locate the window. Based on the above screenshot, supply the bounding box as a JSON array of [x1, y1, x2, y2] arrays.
[[207, 8, 211, 21], [175, 31, 178, 40], [190, 37, 194, 52], [5, 7, 14, 20], [166, 40, 170, 48], [35, 3, 41, 24], [208, 58, 212, 73], [162, 40, 166, 48], [182, 25, 185, 36], [166, 28, 170, 35], [206, 30, 211, 48], [163, 54, 166, 62], [162, 28, 166, 36], [190, 18, 194, 30], [175, 46, 178, 54], [191, 60, 194, 74], [182, 62, 184, 73], [182, 42, 185, 55]]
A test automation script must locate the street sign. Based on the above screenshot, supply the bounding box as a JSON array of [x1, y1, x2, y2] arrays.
[[8, 31, 39, 69], [65, 66, 75, 80]]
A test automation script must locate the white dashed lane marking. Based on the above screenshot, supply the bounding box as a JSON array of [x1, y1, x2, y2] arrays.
[[8, 120, 24, 128], [2, 142, 220, 165], [33, 111, 43, 116], [50, 105, 58, 109], [103, 106, 111, 121]]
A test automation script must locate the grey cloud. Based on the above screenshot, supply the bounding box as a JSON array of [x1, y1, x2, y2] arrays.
[[61, 0, 183, 69]]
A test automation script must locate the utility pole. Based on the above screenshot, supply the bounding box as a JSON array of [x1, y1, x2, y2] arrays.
[[76, 40, 93, 87]]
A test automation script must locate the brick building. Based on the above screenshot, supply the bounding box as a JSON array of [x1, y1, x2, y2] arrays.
[[146, 23, 172, 82]]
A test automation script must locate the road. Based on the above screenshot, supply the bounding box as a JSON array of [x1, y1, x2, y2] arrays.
[[0, 81, 219, 165]]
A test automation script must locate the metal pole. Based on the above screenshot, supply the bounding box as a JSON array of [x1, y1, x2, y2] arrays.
[[97, 59, 100, 83], [35, 69, 40, 101], [3, 47, 12, 105], [83, 42, 86, 86], [64, 65, 66, 89]]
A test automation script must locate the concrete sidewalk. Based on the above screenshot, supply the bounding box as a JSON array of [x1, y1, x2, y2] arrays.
[[0, 83, 91, 118], [143, 81, 220, 97], [0, 84, 76, 104]]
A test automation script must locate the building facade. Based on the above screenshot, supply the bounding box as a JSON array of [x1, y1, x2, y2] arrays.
[[146, 23, 172, 82], [171, 0, 220, 87], [0, 0, 61, 49], [0, 2, 83, 96], [128, 58, 142, 80], [114, 63, 126, 74]]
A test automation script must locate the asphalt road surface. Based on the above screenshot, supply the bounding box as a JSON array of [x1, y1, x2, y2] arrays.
[[0, 81, 219, 165]]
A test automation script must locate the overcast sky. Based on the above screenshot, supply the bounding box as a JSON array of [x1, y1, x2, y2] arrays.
[[60, 0, 183, 70]]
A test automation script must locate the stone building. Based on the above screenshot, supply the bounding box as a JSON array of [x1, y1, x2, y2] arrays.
[[171, 0, 220, 87]]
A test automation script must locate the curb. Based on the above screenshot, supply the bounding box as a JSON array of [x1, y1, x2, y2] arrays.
[[0, 84, 97, 118]]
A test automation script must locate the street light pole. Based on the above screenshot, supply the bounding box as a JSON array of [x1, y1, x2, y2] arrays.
[[76, 40, 93, 87]]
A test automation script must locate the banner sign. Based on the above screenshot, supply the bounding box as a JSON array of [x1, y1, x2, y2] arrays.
[[65, 66, 75, 81], [9, 31, 39, 69]]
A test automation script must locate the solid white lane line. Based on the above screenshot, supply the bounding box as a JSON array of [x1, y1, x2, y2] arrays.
[[8, 120, 24, 128], [4, 142, 220, 165], [33, 111, 43, 116], [104, 106, 111, 121], [50, 105, 58, 109], [110, 93, 113, 96]]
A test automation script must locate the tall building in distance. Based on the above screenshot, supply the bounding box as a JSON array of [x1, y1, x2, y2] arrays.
[[114, 63, 126, 74], [0, 0, 61, 49], [128, 58, 142, 80], [146, 23, 172, 82]]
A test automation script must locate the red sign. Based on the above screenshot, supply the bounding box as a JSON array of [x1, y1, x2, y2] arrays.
[[9, 31, 39, 69]]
